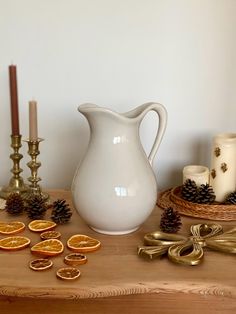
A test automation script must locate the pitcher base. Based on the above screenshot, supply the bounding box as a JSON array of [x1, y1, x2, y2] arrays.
[[90, 226, 139, 235]]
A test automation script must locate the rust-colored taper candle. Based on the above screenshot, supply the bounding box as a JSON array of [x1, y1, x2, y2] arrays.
[[9, 65, 20, 135], [29, 100, 38, 140]]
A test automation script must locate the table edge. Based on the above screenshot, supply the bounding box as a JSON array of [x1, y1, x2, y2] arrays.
[[0, 280, 235, 300]]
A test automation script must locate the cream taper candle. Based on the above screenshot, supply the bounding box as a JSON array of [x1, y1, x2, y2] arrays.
[[183, 165, 209, 186], [29, 100, 38, 140], [210, 133, 236, 202]]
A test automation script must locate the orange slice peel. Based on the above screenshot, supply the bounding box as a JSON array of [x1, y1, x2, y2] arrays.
[[67, 234, 101, 253], [40, 230, 61, 240], [64, 253, 87, 266], [31, 239, 64, 256], [29, 258, 53, 271], [28, 220, 57, 233], [0, 236, 30, 250], [0, 221, 25, 235], [56, 267, 81, 280]]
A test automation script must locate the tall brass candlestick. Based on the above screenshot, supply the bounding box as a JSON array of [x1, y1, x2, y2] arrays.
[[0, 135, 28, 198], [24, 138, 49, 201]]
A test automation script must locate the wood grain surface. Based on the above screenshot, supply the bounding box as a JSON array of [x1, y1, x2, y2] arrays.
[[0, 190, 236, 313]]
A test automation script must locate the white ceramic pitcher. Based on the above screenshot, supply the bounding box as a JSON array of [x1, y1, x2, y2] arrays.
[[72, 102, 167, 235]]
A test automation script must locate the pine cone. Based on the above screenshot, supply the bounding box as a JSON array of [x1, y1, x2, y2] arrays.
[[5, 193, 25, 215], [196, 184, 216, 204], [181, 179, 198, 202], [51, 199, 72, 224], [224, 191, 236, 205], [160, 207, 182, 233], [26, 195, 47, 220]]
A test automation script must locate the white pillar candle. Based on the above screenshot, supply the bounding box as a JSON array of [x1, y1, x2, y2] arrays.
[[29, 100, 38, 140], [210, 133, 236, 202], [183, 165, 209, 186]]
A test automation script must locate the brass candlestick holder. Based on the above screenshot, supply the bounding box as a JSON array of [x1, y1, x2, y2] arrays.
[[0, 135, 28, 199], [24, 138, 49, 201]]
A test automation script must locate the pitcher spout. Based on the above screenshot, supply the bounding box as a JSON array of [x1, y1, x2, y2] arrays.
[[78, 103, 99, 114], [78, 103, 136, 126]]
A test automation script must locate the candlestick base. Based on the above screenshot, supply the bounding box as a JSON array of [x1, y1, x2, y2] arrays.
[[0, 135, 29, 199], [0, 180, 28, 199], [23, 189, 49, 202]]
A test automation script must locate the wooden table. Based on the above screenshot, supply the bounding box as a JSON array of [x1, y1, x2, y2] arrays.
[[0, 190, 236, 314]]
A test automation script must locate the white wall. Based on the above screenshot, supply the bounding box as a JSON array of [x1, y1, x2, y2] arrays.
[[0, 0, 235, 191]]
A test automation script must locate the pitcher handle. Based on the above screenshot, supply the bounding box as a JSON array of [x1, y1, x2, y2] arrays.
[[138, 102, 167, 165]]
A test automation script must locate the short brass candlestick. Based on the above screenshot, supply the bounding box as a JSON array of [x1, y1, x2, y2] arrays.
[[24, 138, 49, 201], [0, 135, 28, 199]]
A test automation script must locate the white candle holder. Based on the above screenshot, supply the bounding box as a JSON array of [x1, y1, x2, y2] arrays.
[[183, 165, 209, 186]]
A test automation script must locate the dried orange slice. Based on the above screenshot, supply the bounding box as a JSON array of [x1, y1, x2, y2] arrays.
[[0, 236, 30, 250], [40, 230, 61, 240], [31, 239, 64, 256], [64, 253, 87, 266], [56, 267, 81, 280], [0, 221, 25, 235], [29, 258, 53, 271], [67, 234, 101, 253], [28, 220, 56, 232]]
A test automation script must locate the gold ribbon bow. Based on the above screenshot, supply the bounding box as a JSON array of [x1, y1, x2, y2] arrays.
[[138, 224, 236, 266]]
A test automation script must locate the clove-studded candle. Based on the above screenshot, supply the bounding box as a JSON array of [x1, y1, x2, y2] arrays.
[[29, 100, 38, 140], [9, 65, 20, 135], [210, 133, 236, 202]]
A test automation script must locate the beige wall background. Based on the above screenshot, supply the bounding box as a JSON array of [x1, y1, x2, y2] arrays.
[[0, 0, 236, 190]]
